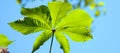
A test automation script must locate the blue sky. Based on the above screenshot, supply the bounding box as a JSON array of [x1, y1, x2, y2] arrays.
[[0, 0, 120, 53]]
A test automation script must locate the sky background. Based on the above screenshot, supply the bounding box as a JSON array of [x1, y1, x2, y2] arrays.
[[0, 0, 120, 53]]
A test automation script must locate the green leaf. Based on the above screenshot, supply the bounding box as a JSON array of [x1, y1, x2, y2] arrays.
[[56, 9, 93, 42], [0, 34, 12, 47], [56, 9, 93, 30], [9, 17, 49, 35], [32, 30, 52, 53], [55, 32, 70, 53], [9, 5, 52, 35], [21, 5, 51, 29], [48, 2, 72, 27], [63, 27, 93, 42]]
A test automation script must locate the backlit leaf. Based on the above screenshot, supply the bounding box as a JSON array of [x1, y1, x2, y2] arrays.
[[9, 2, 94, 53], [9, 17, 49, 35], [55, 32, 70, 53], [32, 30, 52, 53], [9, 5, 52, 35], [56, 9, 93, 42], [56, 9, 93, 30], [48, 2, 72, 27], [63, 27, 93, 42], [21, 5, 51, 29]]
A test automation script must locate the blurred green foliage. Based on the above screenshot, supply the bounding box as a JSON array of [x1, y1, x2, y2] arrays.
[[16, 0, 106, 17]]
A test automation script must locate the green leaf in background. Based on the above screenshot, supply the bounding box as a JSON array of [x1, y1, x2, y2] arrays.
[[103, 8, 106, 15], [98, 2, 104, 6], [90, 3, 96, 10], [16, 0, 22, 4], [84, 0, 94, 6], [55, 32, 70, 53], [32, 30, 52, 53], [48, 2, 72, 27], [89, 2, 105, 16], [95, 10, 100, 17], [0, 34, 12, 47]]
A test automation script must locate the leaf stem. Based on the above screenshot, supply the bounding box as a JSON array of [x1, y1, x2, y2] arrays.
[[49, 30, 55, 53]]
